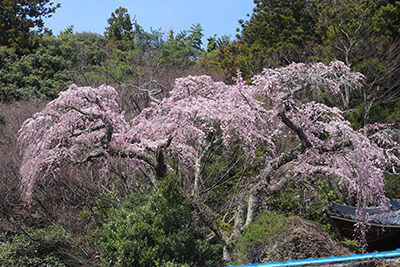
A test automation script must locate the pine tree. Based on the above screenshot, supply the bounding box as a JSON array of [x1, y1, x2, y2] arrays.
[[0, 0, 60, 54]]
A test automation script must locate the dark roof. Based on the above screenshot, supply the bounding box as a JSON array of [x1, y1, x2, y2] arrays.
[[327, 199, 400, 226]]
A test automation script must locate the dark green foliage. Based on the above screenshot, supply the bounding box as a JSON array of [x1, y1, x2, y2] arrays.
[[0, 0, 60, 54], [161, 35, 195, 67], [384, 173, 400, 199], [104, 7, 135, 43], [371, 1, 400, 41], [232, 211, 291, 264], [0, 227, 75, 267], [237, 0, 318, 71], [199, 34, 231, 72], [0, 46, 71, 102], [203, 0, 322, 80], [388, 100, 400, 123], [39, 31, 107, 87], [240, 0, 317, 49], [205, 34, 231, 53], [349, 102, 388, 130], [162, 27, 203, 67], [43, 31, 107, 68], [232, 211, 350, 264], [93, 180, 218, 267], [188, 23, 204, 52], [267, 178, 333, 228]]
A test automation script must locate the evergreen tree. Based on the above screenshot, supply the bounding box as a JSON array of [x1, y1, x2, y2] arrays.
[[0, 0, 60, 54], [239, 0, 318, 64], [240, 0, 317, 48], [188, 22, 204, 51], [209, 0, 320, 80], [104, 7, 135, 47], [371, 0, 400, 41]]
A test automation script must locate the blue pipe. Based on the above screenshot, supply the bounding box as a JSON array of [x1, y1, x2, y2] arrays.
[[226, 248, 400, 266]]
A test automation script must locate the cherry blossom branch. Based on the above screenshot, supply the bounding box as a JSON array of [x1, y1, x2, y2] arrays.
[[281, 84, 307, 101], [279, 111, 313, 149], [245, 110, 313, 226], [65, 105, 102, 120], [69, 150, 105, 164], [68, 123, 107, 138], [194, 134, 221, 195], [65, 105, 114, 146], [245, 142, 307, 226], [125, 81, 165, 115], [111, 149, 157, 171]]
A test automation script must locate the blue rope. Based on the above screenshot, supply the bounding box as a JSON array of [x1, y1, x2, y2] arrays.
[[226, 248, 400, 266]]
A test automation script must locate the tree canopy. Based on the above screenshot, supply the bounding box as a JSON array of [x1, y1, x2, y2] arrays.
[[0, 0, 60, 54], [104, 6, 135, 47], [239, 0, 318, 52], [2, 1, 400, 265], [18, 60, 400, 258]]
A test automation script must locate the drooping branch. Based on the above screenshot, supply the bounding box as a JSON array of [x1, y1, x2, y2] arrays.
[[126, 81, 164, 104], [125, 80, 165, 116], [110, 148, 158, 173], [65, 105, 103, 120], [65, 105, 114, 147], [245, 111, 313, 226], [68, 150, 105, 164], [194, 134, 221, 195], [278, 111, 312, 149], [281, 84, 306, 101], [69, 123, 107, 138], [245, 143, 307, 226]]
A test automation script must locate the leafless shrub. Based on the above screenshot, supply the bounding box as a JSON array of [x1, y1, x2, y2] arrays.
[[0, 100, 47, 232]]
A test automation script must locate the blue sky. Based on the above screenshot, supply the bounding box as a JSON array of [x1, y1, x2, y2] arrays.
[[43, 1, 255, 46]]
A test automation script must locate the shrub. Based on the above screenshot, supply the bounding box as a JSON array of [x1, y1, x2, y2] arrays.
[[266, 177, 334, 229], [0, 226, 79, 267], [384, 173, 400, 199], [0, 46, 71, 102], [232, 211, 351, 265], [93, 180, 218, 267]]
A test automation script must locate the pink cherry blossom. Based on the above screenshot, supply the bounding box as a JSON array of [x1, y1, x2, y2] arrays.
[[18, 61, 398, 252]]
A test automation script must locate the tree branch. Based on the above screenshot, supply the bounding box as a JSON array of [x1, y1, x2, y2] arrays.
[[245, 110, 313, 226], [191, 197, 234, 262], [279, 111, 312, 149], [194, 134, 220, 194], [69, 150, 105, 164]]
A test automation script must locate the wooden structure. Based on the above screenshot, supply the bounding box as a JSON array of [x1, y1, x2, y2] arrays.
[[327, 199, 400, 252]]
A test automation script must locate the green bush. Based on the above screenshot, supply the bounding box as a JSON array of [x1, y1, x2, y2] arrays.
[[0, 226, 74, 267], [0, 46, 71, 102], [232, 211, 350, 265], [93, 180, 218, 267], [266, 178, 334, 229], [384, 173, 400, 199], [232, 211, 291, 264]]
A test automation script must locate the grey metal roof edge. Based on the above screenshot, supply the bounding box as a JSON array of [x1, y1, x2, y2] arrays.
[[328, 215, 400, 228], [327, 200, 400, 226]]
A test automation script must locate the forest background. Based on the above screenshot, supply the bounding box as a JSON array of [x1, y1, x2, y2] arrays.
[[1, 0, 400, 266]]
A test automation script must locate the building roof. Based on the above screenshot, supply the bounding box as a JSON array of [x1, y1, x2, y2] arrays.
[[326, 199, 400, 227], [225, 200, 400, 266]]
